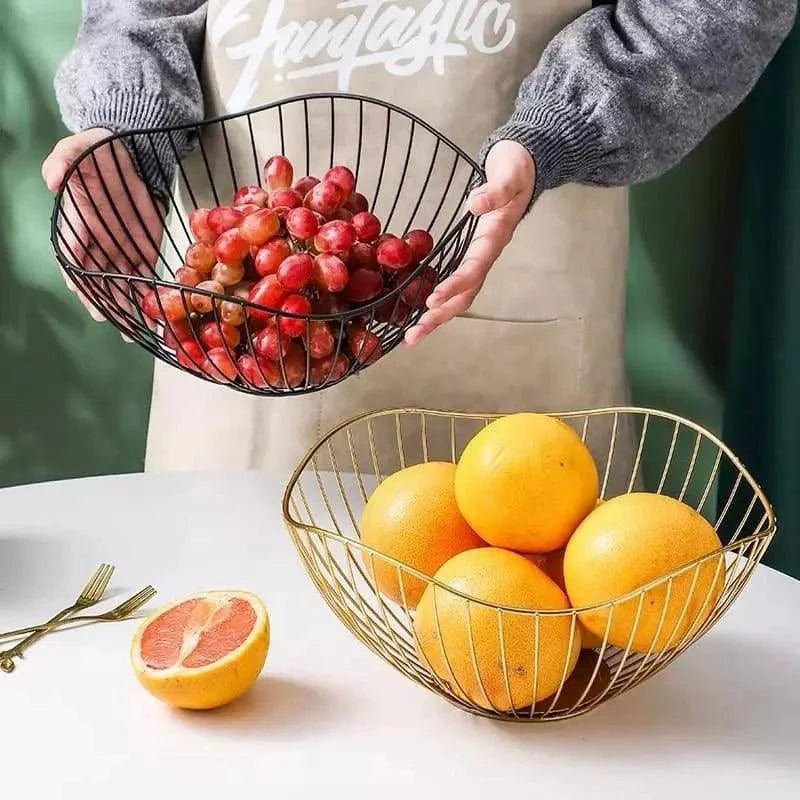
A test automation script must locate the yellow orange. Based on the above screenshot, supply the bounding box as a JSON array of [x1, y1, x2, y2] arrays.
[[360, 462, 485, 609], [414, 548, 581, 712], [455, 414, 599, 553], [131, 590, 269, 709], [564, 493, 724, 653]]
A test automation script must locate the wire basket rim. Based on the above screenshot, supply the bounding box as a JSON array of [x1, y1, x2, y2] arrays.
[[282, 405, 776, 615]]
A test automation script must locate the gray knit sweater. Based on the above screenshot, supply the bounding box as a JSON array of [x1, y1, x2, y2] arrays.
[[55, 1, 796, 197]]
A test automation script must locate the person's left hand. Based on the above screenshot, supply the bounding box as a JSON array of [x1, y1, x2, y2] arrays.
[[404, 140, 535, 346]]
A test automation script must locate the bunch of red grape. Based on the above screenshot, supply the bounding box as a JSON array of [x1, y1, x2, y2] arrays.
[[140, 155, 436, 389]]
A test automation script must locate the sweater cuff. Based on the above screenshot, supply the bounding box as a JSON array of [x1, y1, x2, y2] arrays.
[[79, 91, 197, 198], [480, 97, 604, 206]]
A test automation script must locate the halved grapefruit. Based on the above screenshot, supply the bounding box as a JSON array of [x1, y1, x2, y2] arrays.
[[130, 590, 269, 709]]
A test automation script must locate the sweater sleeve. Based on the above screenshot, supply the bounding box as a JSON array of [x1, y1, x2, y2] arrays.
[[483, 0, 797, 200], [54, 0, 207, 191]]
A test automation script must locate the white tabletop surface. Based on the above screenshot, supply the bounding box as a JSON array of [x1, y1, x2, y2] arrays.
[[1, 471, 799, 798]]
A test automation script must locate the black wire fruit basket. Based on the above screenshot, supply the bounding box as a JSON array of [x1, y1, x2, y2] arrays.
[[51, 93, 483, 395]]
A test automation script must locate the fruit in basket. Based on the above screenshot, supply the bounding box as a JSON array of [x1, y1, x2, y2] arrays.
[[563, 493, 724, 653], [455, 413, 599, 553], [414, 548, 581, 711], [131, 590, 269, 710], [359, 462, 485, 609], [166, 153, 438, 390]]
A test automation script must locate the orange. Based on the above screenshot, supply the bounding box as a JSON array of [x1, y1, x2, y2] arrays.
[[526, 550, 603, 649], [564, 493, 724, 653], [414, 548, 581, 712], [131, 590, 269, 709], [360, 462, 485, 609], [455, 413, 598, 553]]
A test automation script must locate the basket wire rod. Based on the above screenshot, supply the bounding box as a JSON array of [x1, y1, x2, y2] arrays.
[[370, 107, 392, 215], [542, 612, 580, 716], [354, 100, 365, 183], [366, 419, 384, 484], [600, 410, 620, 499], [730, 492, 759, 545], [426, 150, 460, 234], [678, 431, 703, 502], [345, 427, 371, 506], [402, 137, 441, 237], [165, 131, 201, 213], [302, 99, 311, 176], [246, 113, 260, 187], [394, 413, 406, 471], [463, 602, 497, 713], [580, 414, 590, 443], [190, 126, 221, 207], [626, 411, 649, 493], [329, 96, 336, 170], [528, 613, 543, 718], [419, 412, 430, 464], [495, 608, 520, 718], [593, 598, 644, 707], [715, 471, 744, 534], [383, 119, 415, 233], [656, 420, 681, 494], [219, 119, 240, 190], [696, 446, 723, 516], [440, 168, 478, 246]]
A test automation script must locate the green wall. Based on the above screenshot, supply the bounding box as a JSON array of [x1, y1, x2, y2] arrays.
[[1, 0, 736, 489]]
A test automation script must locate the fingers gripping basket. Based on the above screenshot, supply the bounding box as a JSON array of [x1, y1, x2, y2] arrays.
[[50, 94, 482, 396], [282, 408, 775, 722]]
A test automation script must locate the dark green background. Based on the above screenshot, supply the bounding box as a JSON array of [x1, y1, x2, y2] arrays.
[[1, 2, 794, 576]]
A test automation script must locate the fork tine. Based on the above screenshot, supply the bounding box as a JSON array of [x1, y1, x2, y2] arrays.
[[114, 586, 156, 615], [76, 564, 109, 603], [84, 564, 115, 603]]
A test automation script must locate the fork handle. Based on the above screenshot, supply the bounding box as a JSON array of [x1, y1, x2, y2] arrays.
[[0, 606, 79, 667], [0, 615, 110, 640]]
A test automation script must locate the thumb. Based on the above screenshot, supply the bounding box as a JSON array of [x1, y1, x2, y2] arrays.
[[42, 129, 110, 191], [468, 140, 535, 215]]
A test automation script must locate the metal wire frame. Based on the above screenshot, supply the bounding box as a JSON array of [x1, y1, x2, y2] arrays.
[[282, 407, 775, 722], [50, 93, 483, 396]]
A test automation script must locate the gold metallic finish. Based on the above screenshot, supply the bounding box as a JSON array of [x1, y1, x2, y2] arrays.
[[0, 563, 115, 673], [282, 408, 774, 721]]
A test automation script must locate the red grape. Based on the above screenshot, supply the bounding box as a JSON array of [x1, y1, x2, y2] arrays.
[[230, 281, 253, 301], [264, 155, 294, 190], [253, 238, 291, 277], [277, 253, 314, 291], [293, 176, 320, 196], [185, 242, 216, 273], [349, 242, 378, 271], [315, 220, 357, 255], [220, 299, 246, 327], [330, 208, 354, 222], [141, 289, 164, 321], [376, 298, 412, 326], [189, 208, 216, 245], [406, 229, 435, 262], [268, 188, 303, 210], [164, 317, 194, 349], [345, 192, 369, 215], [175, 266, 202, 287], [285, 207, 320, 240], [176, 340, 206, 373], [206, 346, 239, 383], [211, 260, 246, 287], [349, 327, 382, 365], [213, 229, 249, 266], [239, 208, 280, 246], [238, 354, 280, 388], [207, 206, 244, 237], [276, 343, 308, 388], [377, 237, 413, 271], [312, 254, 349, 293], [253, 322, 291, 362], [200, 320, 241, 351], [304, 181, 344, 215], [312, 352, 350, 384], [345, 268, 383, 303], [323, 166, 356, 200], [233, 185, 268, 207], [306, 321, 335, 359], [313, 293, 350, 315], [236, 203, 261, 216], [160, 288, 190, 322], [249, 274, 287, 323], [279, 294, 312, 338], [351, 212, 382, 243], [401, 267, 437, 308], [190, 280, 224, 314]]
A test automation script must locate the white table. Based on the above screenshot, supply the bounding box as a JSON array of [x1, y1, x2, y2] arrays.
[[1, 472, 799, 798]]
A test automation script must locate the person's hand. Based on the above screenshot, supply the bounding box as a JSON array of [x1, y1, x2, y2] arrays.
[[42, 127, 163, 331], [405, 140, 535, 346]]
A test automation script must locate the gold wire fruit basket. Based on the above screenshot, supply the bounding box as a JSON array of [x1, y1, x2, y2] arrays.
[[282, 408, 775, 722]]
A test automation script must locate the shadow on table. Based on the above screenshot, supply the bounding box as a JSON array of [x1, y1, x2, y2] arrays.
[[176, 676, 344, 740], [490, 632, 799, 767]]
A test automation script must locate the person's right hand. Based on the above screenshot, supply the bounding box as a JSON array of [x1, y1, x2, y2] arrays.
[[42, 127, 164, 330]]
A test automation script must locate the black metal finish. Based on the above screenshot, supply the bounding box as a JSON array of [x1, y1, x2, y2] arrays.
[[51, 93, 483, 396]]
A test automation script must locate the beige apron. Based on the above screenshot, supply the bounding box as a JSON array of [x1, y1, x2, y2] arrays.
[[146, 0, 630, 476]]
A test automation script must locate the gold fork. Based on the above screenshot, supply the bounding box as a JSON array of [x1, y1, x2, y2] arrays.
[[0, 586, 156, 642], [0, 563, 115, 673]]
